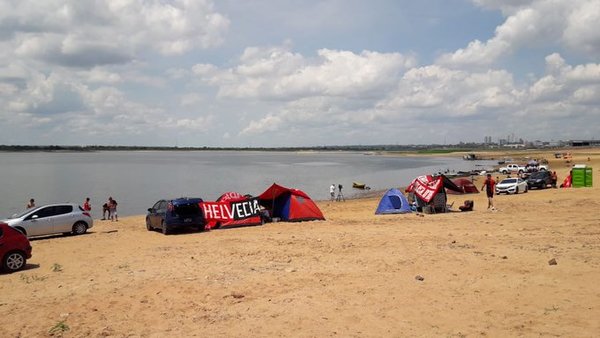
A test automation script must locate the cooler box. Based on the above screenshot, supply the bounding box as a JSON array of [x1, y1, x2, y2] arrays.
[[572, 165, 593, 187]]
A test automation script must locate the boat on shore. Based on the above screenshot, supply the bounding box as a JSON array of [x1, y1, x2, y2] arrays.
[[352, 182, 370, 189]]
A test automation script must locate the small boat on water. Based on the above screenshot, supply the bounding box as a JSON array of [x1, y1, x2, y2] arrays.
[[352, 182, 369, 189]]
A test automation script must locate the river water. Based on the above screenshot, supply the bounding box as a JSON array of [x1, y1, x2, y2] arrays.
[[0, 151, 492, 217]]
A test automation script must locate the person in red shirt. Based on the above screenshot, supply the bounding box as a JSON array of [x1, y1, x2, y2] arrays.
[[481, 174, 496, 210], [83, 197, 92, 213]]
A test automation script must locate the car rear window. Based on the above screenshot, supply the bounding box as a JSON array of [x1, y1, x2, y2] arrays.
[[55, 205, 73, 215], [173, 203, 201, 216]]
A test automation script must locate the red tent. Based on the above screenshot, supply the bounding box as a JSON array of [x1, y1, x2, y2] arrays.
[[206, 192, 263, 229], [448, 178, 479, 194], [258, 183, 325, 222], [406, 175, 462, 202]]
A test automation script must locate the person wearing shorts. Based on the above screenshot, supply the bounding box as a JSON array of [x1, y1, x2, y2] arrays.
[[481, 174, 496, 210], [108, 197, 118, 221]]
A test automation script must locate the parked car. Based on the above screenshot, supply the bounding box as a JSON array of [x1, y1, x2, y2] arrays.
[[525, 163, 549, 173], [0, 222, 33, 273], [495, 178, 528, 194], [498, 163, 527, 174], [146, 198, 205, 235], [526, 171, 553, 189], [1, 203, 93, 238]]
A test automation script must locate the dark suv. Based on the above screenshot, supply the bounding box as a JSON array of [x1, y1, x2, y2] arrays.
[[146, 198, 205, 235], [526, 171, 552, 189]]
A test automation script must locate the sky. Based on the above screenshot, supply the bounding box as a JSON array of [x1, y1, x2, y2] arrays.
[[0, 0, 599, 147]]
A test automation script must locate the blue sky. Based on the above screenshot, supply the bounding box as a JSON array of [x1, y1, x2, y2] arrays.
[[0, 0, 599, 147]]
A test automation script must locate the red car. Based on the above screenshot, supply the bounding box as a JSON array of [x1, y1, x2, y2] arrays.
[[0, 222, 32, 273]]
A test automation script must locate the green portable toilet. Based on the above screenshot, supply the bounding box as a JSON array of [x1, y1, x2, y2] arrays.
[[572, 165, 592, 187], [585, 166, 593, 187]]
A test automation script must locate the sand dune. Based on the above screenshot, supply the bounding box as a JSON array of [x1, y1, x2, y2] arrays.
[[1, 149, 599, 337]]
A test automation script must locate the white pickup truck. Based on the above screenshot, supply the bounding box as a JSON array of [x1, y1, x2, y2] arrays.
[[498, 163, 527, 174], [525, 163, 549, 172]]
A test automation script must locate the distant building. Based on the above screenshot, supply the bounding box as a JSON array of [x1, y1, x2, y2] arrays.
[[571, 140, 600, 147], [503, 143, 525, 148]]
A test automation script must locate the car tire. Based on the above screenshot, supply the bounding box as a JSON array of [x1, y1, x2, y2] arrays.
[[524, 186, 528, 193], [515, 187, 519, 194], [161, 221, 170, 235], [2, 251, 26, 273], [146, 218, 153, 231], [72, 222, 87, 235]]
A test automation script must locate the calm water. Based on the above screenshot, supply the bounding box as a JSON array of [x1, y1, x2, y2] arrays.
[[0, 151, 492, 218]]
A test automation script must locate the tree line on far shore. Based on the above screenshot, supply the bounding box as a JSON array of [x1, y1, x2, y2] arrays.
[[0, 143, 567, 153]]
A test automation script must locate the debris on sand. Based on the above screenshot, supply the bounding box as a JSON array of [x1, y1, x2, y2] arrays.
[[548, 258, 558, 265]]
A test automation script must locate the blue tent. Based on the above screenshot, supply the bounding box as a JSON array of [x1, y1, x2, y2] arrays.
[[375, 188, 412, 214]]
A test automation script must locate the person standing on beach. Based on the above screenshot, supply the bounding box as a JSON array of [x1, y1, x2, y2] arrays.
[[481, 174, 496, 210], [337, 184, 345, 202], [26, 198, 35, 209], [330, 184, 336, 201], [109, 197, 118, 221], [102, 202, 110, 220], [83, 197, 92, 213]]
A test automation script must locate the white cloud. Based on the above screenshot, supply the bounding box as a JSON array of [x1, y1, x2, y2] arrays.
[[378, 65, 521, 118], [528, 53, 600, 106], [81, 68, 122, 84], [3, 0, 229, 67], [563, 0, 600, 54], [211, 45, 416, 100], [192, 63, 218, 76], [1, 1, 599, 146], [238, 49, 600, 143], [440, 1, 600, 67]]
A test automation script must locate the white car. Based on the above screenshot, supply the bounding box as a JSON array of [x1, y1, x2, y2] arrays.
[[495, 178, 528, 194], [2, 203, 93, 238]]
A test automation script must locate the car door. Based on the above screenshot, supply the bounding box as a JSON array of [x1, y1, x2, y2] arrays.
[[49, 205, 75, 234], [22, 206, 55, 236], [517, 178, 526, 192], [157, 201, 168, 226], [0, 226, 5, 258], [149, 201, 163, 228]]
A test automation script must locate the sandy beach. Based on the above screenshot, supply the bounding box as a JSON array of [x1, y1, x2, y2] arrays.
[[1, 149, 599, 337]]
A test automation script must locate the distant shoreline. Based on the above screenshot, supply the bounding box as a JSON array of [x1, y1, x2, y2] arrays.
[[0, 144, 579, 154]]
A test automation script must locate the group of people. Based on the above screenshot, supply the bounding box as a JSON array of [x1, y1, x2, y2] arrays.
[[480, 170, 561, 211], [100, 197, 118, 221], [26, 196, 118, 221], [83, 196, 119, 221], [329, 184, 345, 202]]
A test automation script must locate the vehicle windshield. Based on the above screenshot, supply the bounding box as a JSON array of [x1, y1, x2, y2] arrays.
[[8, 207, 37, 219], [530, 172, 545, 178], [501, 179, 517, 184]]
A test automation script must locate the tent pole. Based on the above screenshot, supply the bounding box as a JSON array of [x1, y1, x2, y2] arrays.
[[271, 183, 275, 216]]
